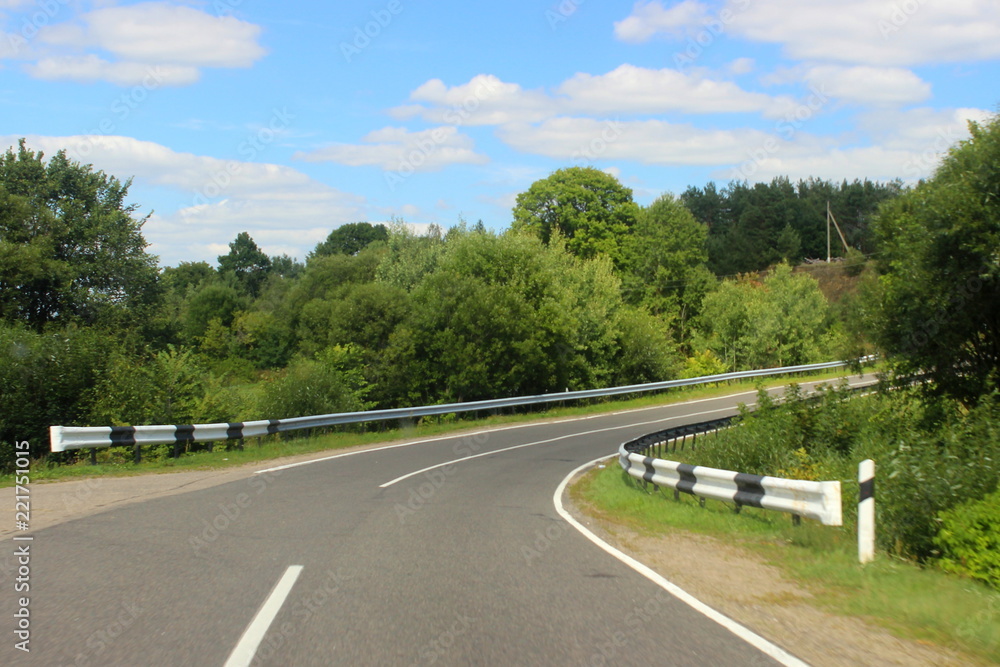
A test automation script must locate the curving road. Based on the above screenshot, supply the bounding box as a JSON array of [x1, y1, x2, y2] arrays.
[[5, 377, 873, 666]]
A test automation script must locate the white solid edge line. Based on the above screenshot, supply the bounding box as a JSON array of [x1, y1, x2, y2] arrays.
[[553, 457, 811, 667], [224, 565, 304, 667]]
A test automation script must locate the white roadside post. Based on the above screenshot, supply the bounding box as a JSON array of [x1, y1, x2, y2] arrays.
[[858, 459, 875, 564]]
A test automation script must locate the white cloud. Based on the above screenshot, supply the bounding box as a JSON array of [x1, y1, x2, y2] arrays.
[[614, 0, 709, 43], [9, 1, 266, 85], [394, 74, 557, 126], [27, 55, 199, 86], [557, 64, 793, 116], [294, 126, 489, 172], [498, 117, 774, 166], [618, 0, 1000, 67], [803, 65, 931, 106], [718, 106, 992, 184], [399, 67, 799, 123]]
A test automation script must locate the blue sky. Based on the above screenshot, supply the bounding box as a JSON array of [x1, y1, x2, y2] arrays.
[[2, 0, 997, 267]]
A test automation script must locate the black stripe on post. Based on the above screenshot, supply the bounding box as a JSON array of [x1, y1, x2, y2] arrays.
[[174, 424, 195, 443], [676, 463, 698, 496], [859, 477, 875, 502], [641, 456, 656, 484], [267, 420, 280, 435], [110, 426, 136, 446], [733, 472, 766, 508], [226, 423, 244, 440]]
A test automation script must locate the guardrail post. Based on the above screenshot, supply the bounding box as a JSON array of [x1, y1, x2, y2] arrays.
[[90, 448, 97, 466], [859, 459, 875, 563], [133, 444, 141, 465]]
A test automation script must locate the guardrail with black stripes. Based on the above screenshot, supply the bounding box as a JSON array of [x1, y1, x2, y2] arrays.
[[618, 419, 843, 526], [50, 358, 871, 463]]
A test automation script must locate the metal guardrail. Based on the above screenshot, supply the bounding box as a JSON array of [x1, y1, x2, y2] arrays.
[[50, 358, 868, 458], [618, 419, 843, 526]]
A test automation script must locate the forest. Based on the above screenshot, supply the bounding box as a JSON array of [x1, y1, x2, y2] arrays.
[[1, 112, 995, 479]]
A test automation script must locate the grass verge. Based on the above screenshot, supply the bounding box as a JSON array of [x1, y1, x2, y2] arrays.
[[570, 464, 1000, 664], [3, 365, 866, 486]]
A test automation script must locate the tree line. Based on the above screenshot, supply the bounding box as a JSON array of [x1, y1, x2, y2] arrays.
[[0, 131, 956, 466]]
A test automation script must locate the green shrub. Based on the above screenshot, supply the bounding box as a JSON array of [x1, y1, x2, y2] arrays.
[[935, 489, 1000, 590]]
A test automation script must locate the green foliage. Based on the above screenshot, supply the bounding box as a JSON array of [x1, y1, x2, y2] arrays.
[[682, 177, 901, 275], [687, 387, 1000, 562], [620, 194, 715, 341], [696, 264, 830, 370], [0, 322, 107, 465], [257, 347, 369, 423], [374, 228, 665, 405], [217, 231, 271, 298], [86, 345, 207, 426], [680, 349, 727, 379], [0, 139, 159, 329], [511, 166, 639, 265], [867, 112, 1000, 405], [373, 222, 444, 290], [311, 222, 388, 258], [182, 281, 248, 343], [935, 489, 1000, 590]]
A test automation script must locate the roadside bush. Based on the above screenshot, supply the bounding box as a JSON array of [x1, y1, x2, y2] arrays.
[[684, 386, 1000, 562], [934, 489, 1000, 589], [257, 347, 369, 428]]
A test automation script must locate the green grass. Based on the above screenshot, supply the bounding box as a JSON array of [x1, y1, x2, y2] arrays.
[[5, 366, 863, 486], [572, 465, 1000, 664]]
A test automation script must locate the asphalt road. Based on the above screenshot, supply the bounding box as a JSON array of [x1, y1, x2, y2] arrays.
[[4, 376, 873, 666]]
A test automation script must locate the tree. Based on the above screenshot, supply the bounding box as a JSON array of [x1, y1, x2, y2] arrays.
[[0, 139, 159, 328], [867, 112, 1000, 404], [311, 222, 388, 258], [697, 264, 829, 370], [621, 194, 715, 341], [218, 231, 271, 297], [511, 166, 639, 265]]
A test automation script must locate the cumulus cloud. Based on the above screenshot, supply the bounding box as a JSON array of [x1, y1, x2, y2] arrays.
[[617, 0, 1000, 66], [498, 117, 775, 166], [557, 64, 794, 116], [614, 0, 710, 43], [392, 74, 557, 126], [398, 67, 799, 123], [7, 1, 266, 85], [294, 126, 489, 172], [802, 65, 931, 106]]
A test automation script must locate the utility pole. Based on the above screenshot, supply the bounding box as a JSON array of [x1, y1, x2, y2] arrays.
[[827, 201, 849, 262]]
